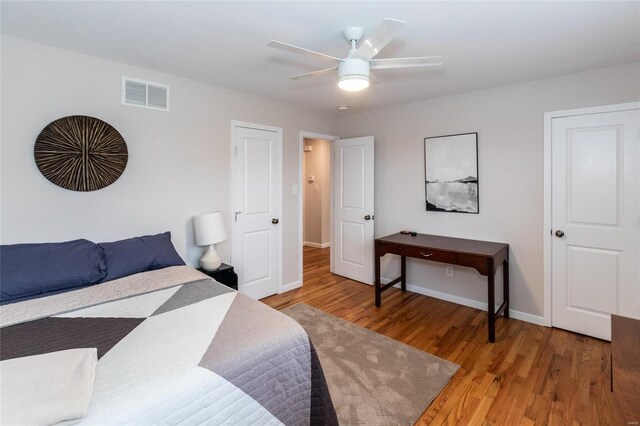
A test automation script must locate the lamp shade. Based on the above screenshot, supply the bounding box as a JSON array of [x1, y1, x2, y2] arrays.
[[194, 211, 227, 246]]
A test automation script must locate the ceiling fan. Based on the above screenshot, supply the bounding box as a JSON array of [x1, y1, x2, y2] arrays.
[[267, 18, 444, 92]]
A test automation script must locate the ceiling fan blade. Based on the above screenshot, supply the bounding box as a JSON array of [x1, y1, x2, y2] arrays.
[[351, 18, 406, 61], [268, 40, 340, 63], [288, 66, 337, 80], [370, 56, 445, 70]]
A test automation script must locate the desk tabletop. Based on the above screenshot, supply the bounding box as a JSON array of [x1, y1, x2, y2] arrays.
[[376, 232, 508, 257]]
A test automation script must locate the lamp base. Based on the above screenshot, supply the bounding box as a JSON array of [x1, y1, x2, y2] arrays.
[[200, 244, 222, 271]]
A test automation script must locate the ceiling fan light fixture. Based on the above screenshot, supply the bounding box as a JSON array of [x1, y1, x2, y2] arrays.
[[337, 58, 370, 92], [269, 19, 445, 95], [338, 75, 369, 92]]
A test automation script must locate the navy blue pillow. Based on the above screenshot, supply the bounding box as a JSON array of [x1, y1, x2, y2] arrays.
[[99, 232, 184, 282], [0, 239, 107, 305]]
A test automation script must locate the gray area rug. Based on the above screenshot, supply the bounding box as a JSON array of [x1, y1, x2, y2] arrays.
[[282, 304, 459, 426]]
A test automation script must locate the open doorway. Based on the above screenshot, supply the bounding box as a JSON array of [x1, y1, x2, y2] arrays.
[[298, 131, 338, 287], [297, 132, 376, 288], [303, 138, 331, 249], [302, 137, 332, 276]]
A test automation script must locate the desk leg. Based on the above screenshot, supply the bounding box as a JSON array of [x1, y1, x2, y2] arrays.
[[503, 259, 510, 319], [400, 255, 406, 291], [375, 250, 381, 307], [488, 272, 496, 343]]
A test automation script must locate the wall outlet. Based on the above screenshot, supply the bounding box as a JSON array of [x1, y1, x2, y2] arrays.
[[445, 266, 453, 276]]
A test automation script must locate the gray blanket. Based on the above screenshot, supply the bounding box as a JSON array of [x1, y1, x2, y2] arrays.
[[0, 266, 337, 425]]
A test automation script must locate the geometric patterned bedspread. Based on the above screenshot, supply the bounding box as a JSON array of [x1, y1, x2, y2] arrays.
[[0, 266, 338, 425]]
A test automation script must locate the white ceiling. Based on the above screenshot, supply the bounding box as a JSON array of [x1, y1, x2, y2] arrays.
[[2, 1, 639, 113]]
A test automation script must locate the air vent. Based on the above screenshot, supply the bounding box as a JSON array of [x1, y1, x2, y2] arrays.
[[121, 77, 170, 111]]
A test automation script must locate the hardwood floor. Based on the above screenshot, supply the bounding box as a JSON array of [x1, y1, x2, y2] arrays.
[[263, 247, 621, 425]]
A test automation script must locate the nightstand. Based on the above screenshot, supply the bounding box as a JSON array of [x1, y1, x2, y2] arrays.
[[197, 263, 238, 290]]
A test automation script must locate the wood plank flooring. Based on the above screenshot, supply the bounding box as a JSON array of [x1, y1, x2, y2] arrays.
[[263, 247, 621, 425]]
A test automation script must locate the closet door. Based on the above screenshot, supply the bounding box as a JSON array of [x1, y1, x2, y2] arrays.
[[232, 124, 282, 299], [551, 108, 639, 340]]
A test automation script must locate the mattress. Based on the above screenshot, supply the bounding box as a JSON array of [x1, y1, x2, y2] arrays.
[[0, 266, 337, 425]]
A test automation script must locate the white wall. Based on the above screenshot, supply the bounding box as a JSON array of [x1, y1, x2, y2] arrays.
[[3, 36, 638, 315], [338, 62, 640, 318], [302, 138, 330, 246], [0, 36, 338, 286]]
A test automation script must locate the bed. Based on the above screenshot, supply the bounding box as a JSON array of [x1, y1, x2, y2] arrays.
[[0, 265, 338, 425]]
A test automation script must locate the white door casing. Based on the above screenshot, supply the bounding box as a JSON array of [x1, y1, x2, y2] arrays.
[[550, 108, 640, 340], [333, 136, 375, 284], [231, 123, 282, 300]]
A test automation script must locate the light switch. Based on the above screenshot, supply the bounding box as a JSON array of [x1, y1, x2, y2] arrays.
[[292, 185, 298, 195], [314, 184, 319, 191]]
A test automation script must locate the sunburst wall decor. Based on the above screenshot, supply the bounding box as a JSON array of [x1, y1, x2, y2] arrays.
[[34, 115, 128, 192]]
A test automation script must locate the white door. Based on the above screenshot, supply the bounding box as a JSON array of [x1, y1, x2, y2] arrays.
[[551, 108, 640, 340], [333, 136, 375, 284], [232, 124, 282, 300]]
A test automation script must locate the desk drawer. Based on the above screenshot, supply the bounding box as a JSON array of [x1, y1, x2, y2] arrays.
[[376, 241, 398, 256], [398, 245, 458, 264]]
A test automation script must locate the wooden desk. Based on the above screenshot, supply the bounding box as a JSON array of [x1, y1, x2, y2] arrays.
[[375, 233, 509, 342]]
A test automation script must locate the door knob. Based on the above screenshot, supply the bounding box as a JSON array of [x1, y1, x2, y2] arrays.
[[272, 218, 279, 224], [555, 230, 565, 238], [364, 215, 372, 220]]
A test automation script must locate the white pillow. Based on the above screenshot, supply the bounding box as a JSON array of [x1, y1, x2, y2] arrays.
[[1, 348, 97, 426]]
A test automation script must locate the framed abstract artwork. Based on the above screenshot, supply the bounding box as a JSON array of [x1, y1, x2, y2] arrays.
[[424, 132, 479, 214]]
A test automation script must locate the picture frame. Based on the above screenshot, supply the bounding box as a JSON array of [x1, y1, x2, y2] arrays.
[[424, 132, 479, 214]]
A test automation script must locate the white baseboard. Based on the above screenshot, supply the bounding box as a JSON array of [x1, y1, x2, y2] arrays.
[[381, 277, 546, 326], [506, 309, 547, 326], [303, 241, 331, 249], [279, 280, 301, 294]]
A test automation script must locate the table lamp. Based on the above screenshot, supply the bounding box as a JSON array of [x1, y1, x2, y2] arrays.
[[194, 211, 227, 271]]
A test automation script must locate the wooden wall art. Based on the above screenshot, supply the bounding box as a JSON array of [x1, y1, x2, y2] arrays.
[[34, 115, 128, 192]]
